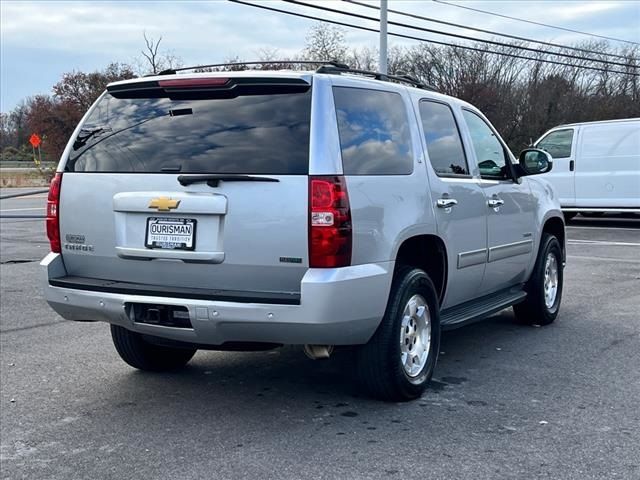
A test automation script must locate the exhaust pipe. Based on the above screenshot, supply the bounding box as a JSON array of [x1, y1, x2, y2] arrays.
[[303, 344, 334, 360]]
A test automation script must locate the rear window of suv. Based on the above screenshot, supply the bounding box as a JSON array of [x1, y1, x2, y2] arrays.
[[333, 87, 413, 175], [65, 87, 312, 174]]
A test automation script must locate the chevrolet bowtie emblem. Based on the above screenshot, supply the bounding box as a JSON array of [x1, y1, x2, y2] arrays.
[[148, 197, 180, 211]]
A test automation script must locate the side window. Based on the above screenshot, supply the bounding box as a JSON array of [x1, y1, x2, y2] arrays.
[[462, 110, 509, 180], [536, 129, 574, 158], [419, 100, 469, 176], [333, 87, 413, 175]]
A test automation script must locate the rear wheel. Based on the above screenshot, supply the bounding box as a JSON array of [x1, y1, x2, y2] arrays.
[[111, 325, 196, 371], [355, 267, 441, 401], [514, 233, 563, 325]]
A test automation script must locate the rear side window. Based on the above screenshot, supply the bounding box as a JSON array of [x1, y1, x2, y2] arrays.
[[536, 129, 574, 158], [65, 89, 312, 174], [333, 87, 413, 175], [419, 100, 469, 176]]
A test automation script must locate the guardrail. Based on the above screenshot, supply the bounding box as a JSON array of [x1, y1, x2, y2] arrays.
[[0, 188, 49, 219], [0, 189, 49, 200]]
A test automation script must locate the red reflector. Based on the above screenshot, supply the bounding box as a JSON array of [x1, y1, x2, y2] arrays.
[[46, 173, 62, 253], [309, 176, 352, 268], [158, 77, 230, 88]]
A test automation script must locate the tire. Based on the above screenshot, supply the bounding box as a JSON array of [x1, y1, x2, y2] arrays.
[[513, 233, 563, 326], [355, 266, 441, 401], [110, 325, 196, 371]]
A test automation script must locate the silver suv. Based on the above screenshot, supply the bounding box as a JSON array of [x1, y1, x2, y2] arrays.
[[42, 64, 565, 401]]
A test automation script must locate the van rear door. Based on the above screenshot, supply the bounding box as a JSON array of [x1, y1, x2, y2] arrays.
[[56, 75, 312, 302]]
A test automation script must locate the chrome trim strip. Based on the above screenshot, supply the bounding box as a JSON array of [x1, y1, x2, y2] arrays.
[[115, 247, 225, 264], [439, 178, 502, 185], [563, 208, 640, 213], [457, 248, 488, 268], [441, 177, 478, 184], [488, 239, 533, 262]]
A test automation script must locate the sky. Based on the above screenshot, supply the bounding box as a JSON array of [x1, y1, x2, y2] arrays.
[[1, 0, 639, 113]]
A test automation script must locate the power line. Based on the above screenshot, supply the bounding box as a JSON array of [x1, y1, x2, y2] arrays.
[[228, 0, 638, 76], [433, 0, 640, 46], [343, 0, 633, 61], [283, 0, 637, 69]]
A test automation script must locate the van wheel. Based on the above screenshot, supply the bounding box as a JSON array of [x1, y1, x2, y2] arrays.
[[110, 325, 196, 371], [356, 267, 441, 401], [514, 234, 563, 326]]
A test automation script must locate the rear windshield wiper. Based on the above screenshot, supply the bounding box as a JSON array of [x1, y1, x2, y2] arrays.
[[73, 126, 111, 150], [177, 174, 280, 187]]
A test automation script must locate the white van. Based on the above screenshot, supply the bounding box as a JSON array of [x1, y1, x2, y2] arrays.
[[535, 118, 640, 216]]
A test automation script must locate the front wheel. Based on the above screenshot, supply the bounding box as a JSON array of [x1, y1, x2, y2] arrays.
[[514, 233, 563, 325], [111, 325, 196, 371], [355, 267, 441, 401]]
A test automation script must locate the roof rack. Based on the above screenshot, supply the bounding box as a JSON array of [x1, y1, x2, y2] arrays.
[[315, 64, 437, 91], [157, 60, 349, 76], [156, 60, 437, 92]]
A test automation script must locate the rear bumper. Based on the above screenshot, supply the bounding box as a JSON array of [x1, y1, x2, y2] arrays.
[[41, 253, 393, 346]]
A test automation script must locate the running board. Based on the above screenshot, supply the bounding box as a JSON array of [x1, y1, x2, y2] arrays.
[[440, 288, 527, 330]]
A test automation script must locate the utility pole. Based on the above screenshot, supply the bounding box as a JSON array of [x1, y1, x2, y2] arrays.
[[379, 0, 388, 74]]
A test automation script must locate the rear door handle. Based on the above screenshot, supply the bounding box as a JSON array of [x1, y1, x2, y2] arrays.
[[569, 160, 575, 171], [437, 198, 458, 208], [487, 198, 504, 208]]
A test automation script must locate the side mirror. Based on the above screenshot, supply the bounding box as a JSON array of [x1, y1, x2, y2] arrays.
[[516, 148, 553, 176]]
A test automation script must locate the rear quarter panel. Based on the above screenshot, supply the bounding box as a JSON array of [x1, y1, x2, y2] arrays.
[[326, 77, 438, 265]]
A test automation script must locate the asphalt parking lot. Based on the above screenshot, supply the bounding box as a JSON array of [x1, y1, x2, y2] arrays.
[[1, 187, 639, 480]]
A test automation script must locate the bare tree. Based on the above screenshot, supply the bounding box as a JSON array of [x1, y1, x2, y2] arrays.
[[141, 31, 163, 74], [302, 23, 347, 62], [136, 32, 183, 75], [349, 46, 378, 71]]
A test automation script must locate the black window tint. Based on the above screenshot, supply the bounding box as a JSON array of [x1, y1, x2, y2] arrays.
[[462, 110, 509, 179], [66, 90, 311, 174], [536, 129, 574, 158], [419, 100, 468, 176], [333, 87, 413, 175]]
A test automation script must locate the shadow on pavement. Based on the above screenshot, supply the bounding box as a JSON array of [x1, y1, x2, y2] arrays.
[[90, 310, 535, 419]]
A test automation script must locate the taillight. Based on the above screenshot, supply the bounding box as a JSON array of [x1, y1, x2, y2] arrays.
[[309, 176, 352, 268], [46, 173, 62, 253]]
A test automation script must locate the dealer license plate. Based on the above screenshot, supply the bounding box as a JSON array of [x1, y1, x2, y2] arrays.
[[145, 217, 196, 251]]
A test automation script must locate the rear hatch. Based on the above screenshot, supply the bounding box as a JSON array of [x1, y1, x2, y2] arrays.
[[56, 75, 312, 302]]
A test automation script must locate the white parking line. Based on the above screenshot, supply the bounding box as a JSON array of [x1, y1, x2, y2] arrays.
[[568, 239, 640, 247], [0, 207, 46, 212], [567, 225, 639, 232]]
